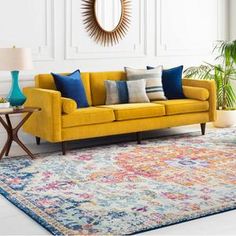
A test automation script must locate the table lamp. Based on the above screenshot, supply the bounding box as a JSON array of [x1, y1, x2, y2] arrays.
[[0, 47, 33, 107]]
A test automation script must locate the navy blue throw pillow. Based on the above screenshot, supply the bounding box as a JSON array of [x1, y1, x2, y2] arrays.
[[51, 70, 89, 108], [147, 66, 185, 99]]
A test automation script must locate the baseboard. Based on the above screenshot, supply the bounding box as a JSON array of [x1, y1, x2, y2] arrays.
[[0, 131, 36, 146]]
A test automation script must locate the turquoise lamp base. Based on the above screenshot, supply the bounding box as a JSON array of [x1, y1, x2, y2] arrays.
[[7, 71, 26, 107]]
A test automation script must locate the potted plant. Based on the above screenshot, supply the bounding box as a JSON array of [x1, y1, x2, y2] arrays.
[[184, 40, 236, 128], [0, 97, 10, 109]]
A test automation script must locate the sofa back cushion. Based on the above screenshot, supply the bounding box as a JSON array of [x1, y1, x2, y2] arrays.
[[35, 72, 92, 106], [90, 71, 126, 106]]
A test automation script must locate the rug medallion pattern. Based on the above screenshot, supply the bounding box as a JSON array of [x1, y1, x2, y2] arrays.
[[0, 128, 236, 235]]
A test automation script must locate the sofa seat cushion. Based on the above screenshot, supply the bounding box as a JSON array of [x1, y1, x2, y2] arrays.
[[153, 99, 209, 115], [100, 103, 165, 121], [62, 107, 115, 128]]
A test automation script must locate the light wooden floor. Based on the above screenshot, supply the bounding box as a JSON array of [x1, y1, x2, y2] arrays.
[[0, 125, 235, 235]]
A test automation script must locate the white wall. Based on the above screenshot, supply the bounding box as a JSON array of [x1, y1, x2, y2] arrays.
[[0, 0, 229, 145], [230, 0, 236, 93], [230, 0, 236, 39]]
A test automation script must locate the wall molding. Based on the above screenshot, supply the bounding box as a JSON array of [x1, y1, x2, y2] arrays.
[[64, 0, 148, 60], [155, 0, 224, 57], [33, 0, 55, 61]]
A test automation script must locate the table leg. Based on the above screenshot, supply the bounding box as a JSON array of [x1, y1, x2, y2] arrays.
[[0, 112, 36, 160], [5, 140, 12, 157], [0, 138, 10, 160], [0, 116, 11, 160], [12, 112, 35, 159], [14, 135, 35, 159], [5, 115, 13, 156]]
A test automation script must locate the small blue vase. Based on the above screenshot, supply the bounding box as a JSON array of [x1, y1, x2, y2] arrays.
[[7, 71, 26, 107]]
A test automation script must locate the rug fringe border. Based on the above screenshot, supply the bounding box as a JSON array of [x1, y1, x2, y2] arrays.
[[0, 187, 63, 235], [129, 205, 236, 235], [1, 185, 236, 235]]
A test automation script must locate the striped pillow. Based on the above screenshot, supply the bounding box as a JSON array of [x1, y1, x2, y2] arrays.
[[105, 80, 149, 105], [125, 66, 166, 100]]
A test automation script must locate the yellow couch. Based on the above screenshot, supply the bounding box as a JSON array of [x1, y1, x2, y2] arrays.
[[23, 71, 216, 154]]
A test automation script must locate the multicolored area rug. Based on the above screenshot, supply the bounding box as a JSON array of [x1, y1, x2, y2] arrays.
[[0, 128, 236, 235]]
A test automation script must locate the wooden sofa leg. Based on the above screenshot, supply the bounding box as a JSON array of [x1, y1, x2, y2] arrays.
[[36, 137, 40, 145], [200, 123, 206, 135], [137, 132, 142, 144], [61, 142, 67, 155]]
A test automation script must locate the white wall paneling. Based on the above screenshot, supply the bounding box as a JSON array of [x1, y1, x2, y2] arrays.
[[229, 0, 236, 97], [0, 0, 55, 61], [155, 0, 227, 57], [65, 0, 147, 59], [229, 0, 236, 40]]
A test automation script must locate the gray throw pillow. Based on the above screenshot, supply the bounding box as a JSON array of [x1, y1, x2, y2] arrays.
[[104, 80, 119, 105], [127, 79, 150, 103], [125, 66, 166, 101]]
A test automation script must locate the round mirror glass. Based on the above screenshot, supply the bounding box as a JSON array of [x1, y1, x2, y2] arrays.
[[95, 0, 122, 31]]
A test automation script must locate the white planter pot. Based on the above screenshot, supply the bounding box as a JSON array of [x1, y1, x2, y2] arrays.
[[213, 110, 236, 128], [0, 102, 10, 109]]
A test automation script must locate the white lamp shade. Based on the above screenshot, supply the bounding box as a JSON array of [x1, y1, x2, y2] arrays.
[[0, 48, 33, 71]]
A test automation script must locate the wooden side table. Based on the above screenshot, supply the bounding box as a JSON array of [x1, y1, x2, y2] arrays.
[[0, 107, 41, 160]]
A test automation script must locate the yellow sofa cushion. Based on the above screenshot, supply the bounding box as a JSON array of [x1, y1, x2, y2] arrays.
[[61, 97, 77, 114], [153, 99, 209, 115], [183, 86, 209, 101], [62, 107, 115, 128], [90, 71, 126, 106], [100, 103, 165, 121], [35, 72, 92, 106]]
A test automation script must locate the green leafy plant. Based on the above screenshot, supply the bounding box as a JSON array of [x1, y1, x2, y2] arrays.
[[0, 97, 8, 103], [184, 40, 236, 110]]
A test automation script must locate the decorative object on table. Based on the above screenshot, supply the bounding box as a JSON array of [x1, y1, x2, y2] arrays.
[[0, 97, 10, 109], [51, 70, 89, 108], [0, 47, 33, 107], [0, 128, 235, 235], [184, 40, 236, 128], [0, 107, 41, 160], [105, 79, 150, 105], [125, 66, 166, 100], [147, 65, 185, 99], [81, 0, 131, 46]]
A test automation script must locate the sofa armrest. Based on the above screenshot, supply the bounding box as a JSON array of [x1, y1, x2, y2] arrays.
[[23, 87, 62, 142], [182, 79, 216, 121]]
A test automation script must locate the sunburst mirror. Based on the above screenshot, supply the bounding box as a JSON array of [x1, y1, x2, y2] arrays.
[[82, 0, 131, 46]]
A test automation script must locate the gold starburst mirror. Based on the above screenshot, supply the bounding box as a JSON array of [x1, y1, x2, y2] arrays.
[[82, 0, 131, 46]]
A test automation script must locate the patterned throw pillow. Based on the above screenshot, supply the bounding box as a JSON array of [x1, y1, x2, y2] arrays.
[[105, 79, 150, 105], [147, 65, 185, 99], [125, 66, 166, 101]]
